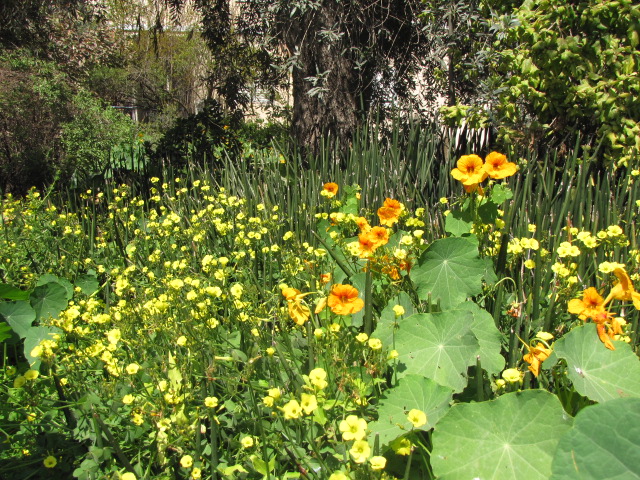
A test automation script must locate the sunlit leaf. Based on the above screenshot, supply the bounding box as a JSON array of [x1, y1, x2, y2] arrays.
[[432, 390, 573, 480], [75, 273, 100, 296], [410, 237, 485, 309], [0, 300, 36, 338], [553, 323, 640, 402], [452, 302, 505, 377], [394, 311, 479, 392], [30, 282, 69, 321], [24, 325, 61, 368], [368, 374, 453, 448], [371, 292, 416, 347], [36, 274, 73, 301], [551, 398, 640, 479]]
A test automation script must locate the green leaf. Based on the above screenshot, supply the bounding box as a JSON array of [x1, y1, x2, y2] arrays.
[[75, 274, 99, 296], [0, 284, 30, 301], [29, 282, 69, 321], [394, 311, 479, 392], [432, 390, 573, 480], [0, 300, 36, 338], [36, 274, 73, 301], [550, 398, 640, 479], [477, 201, 499, 224], [553, 323, 640, 402], [0, 322, 12, 342], [409, 237, 485, 309], [368, 374, 453, 448], [489, 184, 513, 204], [444, 209, 473, 236], [24, 325, 61, 367], [453, 302, 505, 377], [371, 292, 416, 347]]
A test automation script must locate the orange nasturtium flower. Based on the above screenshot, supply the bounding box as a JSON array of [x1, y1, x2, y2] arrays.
[[377, 198, 402, 227], [522, 340, 552, 377], [451, 154, 488, 186], [604, 267, 640, 309], [368, 226, 390, 247], [567, 287, 611, 322], [482, 152, 517, 179], [355, 216, 371, 232], [282, 287, 314, 325], [321, 182, 339, 198], [568, 287, 617, 350], [356, 233, 379, 258], [327, 284, 364, 315]]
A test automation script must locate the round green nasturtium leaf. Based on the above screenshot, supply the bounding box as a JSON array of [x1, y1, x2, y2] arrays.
[[432, 390, 573, 480], [371, 292, 416, 347], [453, 302, 505, 377], [444, 209, 473, 237], [368, 374, 453, 448], [24, 325, 61, 368], [394, 311, 479, 392], [0, 300, 36, 338], [36, 274, 73, 301], [410, 237, 485, 309], [29, 282, 69, 321], [553, 323, 640, 403], [75, 273, 99, 296], [550, 398, 640, 479]]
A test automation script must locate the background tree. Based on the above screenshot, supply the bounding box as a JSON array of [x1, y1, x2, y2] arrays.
[[167, 0, 429, 154]]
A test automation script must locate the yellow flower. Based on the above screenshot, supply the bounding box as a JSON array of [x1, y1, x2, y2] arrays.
[[241, 436, 255, 448], [524, 259, 535, 269], [180, 455, 193, 468], [407, 409, 427, 428], [24, 369, 39, 380], [300, 393, 318, 414], [309, 368, 328, 390], [355, 332, 369, 343], [122, 473, 136, 480], [282, 287, 313, 325], [390, 437, 413, 456], [451, 154, 488, 185], [122, 394, 135, 405], [556, 242, 580, 257], [329, 472, 349, 480], [368, 338, 383, 350], [327, 284, 364, 315], [204, 396, 219, 408], [281, 399, 302, 419], [126, 363, 140, 375], [482, 152, 517, 179], [604, 267, 640, 309], [349, 440, 371, 464], [392, 305, 405, 317], [43, 456, 57, 468], [536, 331, 554, 341], [191, 468, 202, 479], [521, 340, 552, 377], [369, 455, 387, 470], [501, 368, 523, 383], [339, 415, 367, 441]]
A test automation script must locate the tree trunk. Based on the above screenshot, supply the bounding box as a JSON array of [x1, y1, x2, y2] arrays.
[[285, 1, 362, 157]]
